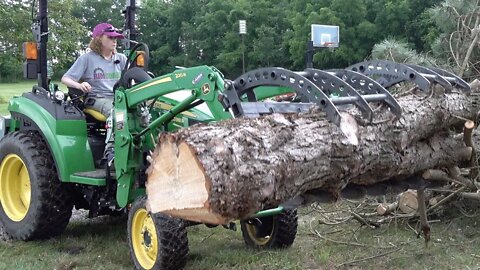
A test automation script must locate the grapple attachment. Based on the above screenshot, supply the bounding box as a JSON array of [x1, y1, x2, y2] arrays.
[[221, 68, 343, 125], [347, 60, 471, 93], [219, 61, 469, 126]]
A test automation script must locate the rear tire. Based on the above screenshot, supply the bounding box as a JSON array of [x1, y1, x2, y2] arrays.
[[0, 131, 73, 240], [128, 196, 189, 270], [240, 208, 298, 248]]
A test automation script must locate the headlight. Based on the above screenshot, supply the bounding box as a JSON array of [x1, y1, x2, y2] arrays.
[[54, 90, 65, 101]]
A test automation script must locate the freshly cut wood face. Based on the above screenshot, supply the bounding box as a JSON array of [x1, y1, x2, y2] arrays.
[[146, 138, 229, 224]]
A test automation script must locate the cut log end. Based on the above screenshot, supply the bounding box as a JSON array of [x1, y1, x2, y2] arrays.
[[465, 120, 475, 130], [398, 189, 418, 214], [146, 137, 227, 224]]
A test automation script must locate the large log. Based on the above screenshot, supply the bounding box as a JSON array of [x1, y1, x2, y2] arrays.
[[146, 90, 480, 224]]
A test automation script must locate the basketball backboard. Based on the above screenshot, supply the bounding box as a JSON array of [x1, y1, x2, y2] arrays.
[[311, 24, 339, 48]]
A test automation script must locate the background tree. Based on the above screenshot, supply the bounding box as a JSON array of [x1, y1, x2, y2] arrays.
[[0, 0, 31, 82], [0, 0, 476, 83], [0, 0, 84, 82], [428, 0, 480, 78]]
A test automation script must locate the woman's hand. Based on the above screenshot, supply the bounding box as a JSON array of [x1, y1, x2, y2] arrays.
[[78, 82, 92, 93]]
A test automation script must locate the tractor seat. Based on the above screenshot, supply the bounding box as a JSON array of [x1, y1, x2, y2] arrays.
[[84, 108, 107, 122], [67, 87, 108, 122]]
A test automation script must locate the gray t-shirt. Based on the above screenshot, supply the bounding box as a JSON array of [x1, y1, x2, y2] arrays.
[[64, 51, 127, 98]]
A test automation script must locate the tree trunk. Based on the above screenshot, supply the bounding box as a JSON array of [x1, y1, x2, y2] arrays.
[[146, 90, 480, 224]]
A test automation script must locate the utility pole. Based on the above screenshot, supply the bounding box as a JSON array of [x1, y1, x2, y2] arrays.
[[239, 20, 247, 74]]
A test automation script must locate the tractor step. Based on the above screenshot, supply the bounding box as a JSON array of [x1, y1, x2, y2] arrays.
[[71, 169, 116, 186]]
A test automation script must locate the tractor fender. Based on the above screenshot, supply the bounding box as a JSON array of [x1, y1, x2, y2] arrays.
[[7, 95, 95, 182]]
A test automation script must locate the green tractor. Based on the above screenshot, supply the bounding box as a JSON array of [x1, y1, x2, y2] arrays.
[[0, 1, 471, 269], [0, 1, 300, 269]]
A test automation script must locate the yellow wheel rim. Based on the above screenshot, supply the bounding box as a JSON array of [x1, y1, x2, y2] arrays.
[[132, 208, 158, 269], [0, 154, 31, 222], [245, 218, 275, 246]]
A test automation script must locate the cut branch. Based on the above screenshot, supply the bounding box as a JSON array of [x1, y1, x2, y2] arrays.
[[422, 169, 476, 189], [377, 201, 398, 216]]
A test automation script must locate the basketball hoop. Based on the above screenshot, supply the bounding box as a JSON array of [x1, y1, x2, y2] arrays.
[[323, 42, 336, 51]]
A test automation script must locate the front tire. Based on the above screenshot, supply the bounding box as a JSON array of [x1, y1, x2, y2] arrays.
[[0, 131, 73, 240], [240, 208, 298, 248], [128, 196, 189, 270]]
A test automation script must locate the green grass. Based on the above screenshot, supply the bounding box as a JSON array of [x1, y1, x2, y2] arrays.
[[0, 81, 38, 115], [1, 203, 480, 270], [0, 81, 63, 115]]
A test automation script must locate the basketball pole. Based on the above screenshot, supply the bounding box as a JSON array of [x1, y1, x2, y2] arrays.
[[306, 40, 314, 69]]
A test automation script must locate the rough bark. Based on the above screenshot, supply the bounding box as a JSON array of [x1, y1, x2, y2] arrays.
[[146, 90, 480, 224]]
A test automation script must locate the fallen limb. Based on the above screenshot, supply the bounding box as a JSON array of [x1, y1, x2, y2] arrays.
[[422, 169, 476, 189], [377, 201, 398, 216], [458, 192, 480, 200], [336, 248, 402, 268], [427, 186, 468, 213]]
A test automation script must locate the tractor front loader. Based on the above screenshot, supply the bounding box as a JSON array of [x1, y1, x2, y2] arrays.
[[0, 0, 470, 269]]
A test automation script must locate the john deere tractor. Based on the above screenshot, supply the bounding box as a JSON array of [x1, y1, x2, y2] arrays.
[[0, 0, 471, 269]]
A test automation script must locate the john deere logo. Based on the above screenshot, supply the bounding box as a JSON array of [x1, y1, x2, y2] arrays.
[[201, 83, 211, 94]]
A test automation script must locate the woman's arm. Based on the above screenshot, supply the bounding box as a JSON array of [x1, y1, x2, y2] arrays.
[[61, 75, 92, 93]]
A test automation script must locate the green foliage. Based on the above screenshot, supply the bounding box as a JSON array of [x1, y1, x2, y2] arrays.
[[427, 0, 480, 77], [48, 0, 87, 74], [0, 0, 85, 82], [0, 55, 22, 83], [0, 0, 468, 81], [372, 38, 439, 67]]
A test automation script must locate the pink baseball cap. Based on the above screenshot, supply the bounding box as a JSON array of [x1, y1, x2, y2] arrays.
[[92, 23, 125, 39]]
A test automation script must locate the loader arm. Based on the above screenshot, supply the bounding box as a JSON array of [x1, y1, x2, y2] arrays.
[[113, 65, 232, 206]]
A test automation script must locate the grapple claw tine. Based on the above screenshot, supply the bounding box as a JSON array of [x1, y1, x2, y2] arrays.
[[425, 66, 471, 93], [347, 60, 431, 91], [347, 60, 470, 94], [405, 64, 453, 93], [224, 67, 343, 126], [221, 63, 451, 126], [330, 69, 402, 119], [302, 68, 375, 122]]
